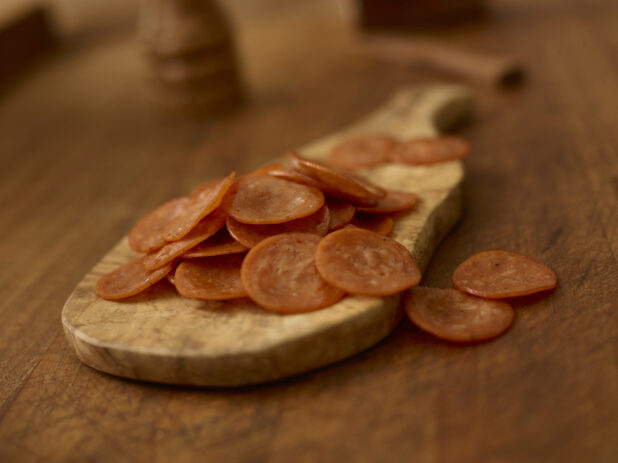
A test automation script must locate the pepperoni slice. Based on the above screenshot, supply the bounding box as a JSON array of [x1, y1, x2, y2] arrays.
[[390, 136, 470, 165], [241, 233, 346, 313], [221, 174, 325, 225], [452, 249, 558, 299], [288, 151, 387, 200], [315, 228, 421, 296], [355, 190, 418, 214], [96, 257, 174, 300], [163, 172, 235, 241], [144, 209, 226, 270], [128, 197, 190, 253], [348, 213, 394, 236], [226, 205, 330, 248], [327, 201, 355, 231], [404, 287, 514, 343], [182, 228, 247, 258], [329, 134, 398, 169], [248, 163, 286, 176], [175, 254, 248, 300], [268, 168, 378, 207]]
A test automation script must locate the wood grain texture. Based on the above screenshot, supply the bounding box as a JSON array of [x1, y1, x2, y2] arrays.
[[0, 0, 617, 461], [62, 85, 471, 386]]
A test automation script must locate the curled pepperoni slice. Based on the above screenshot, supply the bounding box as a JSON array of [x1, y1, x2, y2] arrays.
[[288, 152, 387, 200], [452, 249, 557, 299], [348, 213, 394, 236], [268, 168, 378, 207], [404, 287, 514, 343], [221, 174, 324, 225], [327, 201, 355, 231], [163, 172, 235, 241], [182, 229, 247, 258], [248, 163, 286, 177], [315, 228, 421, 296], [329, 134, 398, 169], [226, 205, 330, 248], [175, 254, 248, 300], [241, 233, 346, 313], [355, 190, 418, 214], [96, 257, 174, 300], [390, 136, 470, 165], [128, 197, 190, 253], [144, 209, 226, 270]]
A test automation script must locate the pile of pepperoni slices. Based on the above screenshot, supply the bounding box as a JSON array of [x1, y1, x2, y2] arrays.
[[96, 134, 557, 343]]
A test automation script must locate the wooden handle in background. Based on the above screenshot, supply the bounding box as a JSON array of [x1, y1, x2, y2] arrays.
[[359, 36, 524, 87]]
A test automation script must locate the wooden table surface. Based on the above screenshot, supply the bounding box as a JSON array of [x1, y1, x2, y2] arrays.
[[1, 0, 616, 461]]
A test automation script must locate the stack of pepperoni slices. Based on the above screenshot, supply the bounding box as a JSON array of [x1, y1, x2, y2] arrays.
[[96, 134, 556, 344]]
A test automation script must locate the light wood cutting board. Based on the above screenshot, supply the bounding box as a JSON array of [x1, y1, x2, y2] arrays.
[[62, 84, 473, 386]]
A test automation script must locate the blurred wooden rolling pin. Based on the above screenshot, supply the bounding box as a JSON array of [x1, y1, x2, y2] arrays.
[[357, 36, 524, 87]]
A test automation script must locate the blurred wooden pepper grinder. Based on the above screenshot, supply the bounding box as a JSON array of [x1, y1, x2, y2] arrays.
[[138, 0, 244, 115]]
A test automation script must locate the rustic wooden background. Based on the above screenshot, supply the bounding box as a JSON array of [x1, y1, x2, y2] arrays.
[[0, 0, 616, 461]]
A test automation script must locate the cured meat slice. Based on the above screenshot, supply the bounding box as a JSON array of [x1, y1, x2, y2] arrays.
[[326, 201, 355, 231], [175, 254, 248, 300], [144, 209, 226, 270], [404, 287, 514, 343], [248, 163, 286, 176], [329, 134, 398, 169], [241, 233, 346, 313], [182, 228, 247, 258], [355, 190, 418, 214], [128, 197, 190, 253], [390, 136, 470, 165], [452, 249, 558, 298], [288, 151, 387, 200], [221, 174, 324, 225], [163, 172, 235, 240], [348, 214, 394, 236], [226, 206, 330, 248], [268, 168, 378, 207], [315, 228, 421, 296], [96, 257, 174, 300]]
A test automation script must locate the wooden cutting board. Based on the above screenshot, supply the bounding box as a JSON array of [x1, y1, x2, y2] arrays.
[[62, 84, 473, 387]]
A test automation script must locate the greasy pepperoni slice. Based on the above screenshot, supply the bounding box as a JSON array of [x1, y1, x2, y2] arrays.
[[241, 233, 346, 313], [175, 254, 248, 300], [248, 163, 286, 176], [390, 136, 470, 165], [452, 249, 558, 299], [315, 228, 421, 296], [182, 228, 247, 258], [221, 174, 324, 225], [163, 172, 235, 241], [226, 205, 330, 248], [268, 168, 323, 189], [128, 197, 190, 253], [144, 209, 226, 270], [288, 151, 387, 200], [329, 134, 398, 169], [404, 287, 514, 343], [347, 214, 394, 236], [327, 201, 355, 231], [268, 168, 378, 207], [355, 190, 418, 214], [96, 257, 174, 300]]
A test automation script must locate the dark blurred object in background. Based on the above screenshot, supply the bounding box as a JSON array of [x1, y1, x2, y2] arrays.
[[138, 0, 244, 116], [359, 0, 488, 29], [0, 4, 55, 91]]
